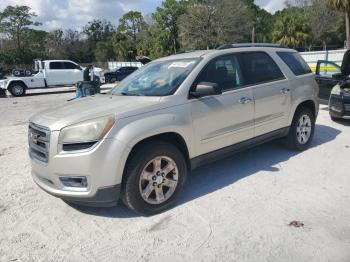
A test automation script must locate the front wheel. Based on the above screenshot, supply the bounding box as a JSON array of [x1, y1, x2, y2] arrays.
[[286, 107, 315, 151], [122, 142, 187, 216], [9, 83, 26, 97]]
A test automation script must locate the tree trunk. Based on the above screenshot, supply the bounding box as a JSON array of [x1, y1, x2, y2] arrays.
[[346, 11, 350, 49], [251, 25, 255, 44]]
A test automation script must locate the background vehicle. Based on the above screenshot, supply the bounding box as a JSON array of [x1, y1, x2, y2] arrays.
[[104, 66, 139, 83], [0, 60, 104, 97], [29, 45, 319, 215], [327, 50, 350, 120], [315, 60, 342, 101]]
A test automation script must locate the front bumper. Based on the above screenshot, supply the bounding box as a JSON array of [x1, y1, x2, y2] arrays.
[[30, 126, 131, 207], [33, 173, 121, 207], [329, 93, 350, 119]]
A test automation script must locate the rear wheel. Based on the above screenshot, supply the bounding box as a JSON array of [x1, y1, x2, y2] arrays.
[[9, 82, 26, 97], [122, 141, 187, 216], [286, 106, 315, 151]]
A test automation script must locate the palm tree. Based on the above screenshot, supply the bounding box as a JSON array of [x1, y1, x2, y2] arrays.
[[272, 10, 310, 49], [329, 0, 350, 48]]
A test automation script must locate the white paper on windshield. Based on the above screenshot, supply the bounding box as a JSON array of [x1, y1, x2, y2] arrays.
[[168, 61, 195, 69]]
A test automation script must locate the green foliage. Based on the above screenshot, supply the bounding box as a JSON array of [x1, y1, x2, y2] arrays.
[[179, 0, 253, 50], [0, 1, 348, 67], [0, 5, 41, 62], [152, 0, 189, 53], [272, 7, 311, 48]]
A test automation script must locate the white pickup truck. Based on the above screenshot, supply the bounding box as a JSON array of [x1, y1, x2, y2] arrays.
[[0, 60, 104, 97]]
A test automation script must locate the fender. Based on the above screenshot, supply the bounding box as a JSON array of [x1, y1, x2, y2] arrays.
[[288, 97, 318, 125], [110, 110, 195, 158], [5, 78, 28, 90]]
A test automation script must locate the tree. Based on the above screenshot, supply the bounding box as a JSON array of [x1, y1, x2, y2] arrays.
[[244, 0, 274, 43], [45, 29, 66, 59], [94, 40, 115, 62], [83, 19, 114, 43], [0, 5, 41, 59], [179, 0, 252, 50], [272, 7, 310, 48], [115, 11, 146, 59], [118, 11, 146, 46], [83, 19, 114, 61], [152, 0, 189, 53], [308, 0, 343, 48], [328, 0, 350, 48]]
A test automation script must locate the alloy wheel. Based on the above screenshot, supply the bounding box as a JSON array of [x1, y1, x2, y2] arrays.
[[296, 114, 312, 144], [139, 156, 179, 205]]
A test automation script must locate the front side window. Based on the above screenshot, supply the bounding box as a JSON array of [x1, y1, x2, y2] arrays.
[[111, 58, 199, 96], [196, 55, 243, 91], [50, 62, 62, 70], [239, 52, 285, 85], [277, 51, 312, 76]]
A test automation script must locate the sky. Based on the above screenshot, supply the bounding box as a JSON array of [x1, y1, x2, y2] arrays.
[[0, 0, 286, 31]]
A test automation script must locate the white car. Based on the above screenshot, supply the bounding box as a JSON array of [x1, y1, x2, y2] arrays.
[[0, 60, 104, 96], [29, 45, 319, 215]]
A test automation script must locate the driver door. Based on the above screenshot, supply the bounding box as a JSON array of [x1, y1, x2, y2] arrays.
[[190, 54, 255, 157]]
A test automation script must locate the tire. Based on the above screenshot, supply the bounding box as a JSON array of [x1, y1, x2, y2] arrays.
[[9, 82, 26, 97], [122, 141, 187, 216], [286, 106, 315, 151], [12, 69, 21, 77], [25, 70, 32, 76], [330, 114, 340, 122]]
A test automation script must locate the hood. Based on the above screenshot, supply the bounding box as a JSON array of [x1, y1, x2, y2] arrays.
[[30, 94, 162, 131]]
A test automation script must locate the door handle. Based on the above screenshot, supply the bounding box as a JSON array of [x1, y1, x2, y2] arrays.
[[239, 97, 252, 104], [281, 88, 290, 94]]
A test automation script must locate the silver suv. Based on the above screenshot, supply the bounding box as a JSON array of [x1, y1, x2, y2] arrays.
[[29, 46, 319, 215]]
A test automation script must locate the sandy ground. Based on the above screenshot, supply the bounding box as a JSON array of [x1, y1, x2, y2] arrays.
[[0, 89, 350, 262]]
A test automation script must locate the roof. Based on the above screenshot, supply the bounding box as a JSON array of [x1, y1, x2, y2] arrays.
[[217, 43, 289, 50], [156, 45, 295, 62]]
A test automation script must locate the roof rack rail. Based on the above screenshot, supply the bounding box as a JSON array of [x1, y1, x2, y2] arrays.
[[216, 43, 289, 50]]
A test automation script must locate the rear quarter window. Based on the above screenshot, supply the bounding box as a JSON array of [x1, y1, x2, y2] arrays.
[[277, 52, 312, 76]]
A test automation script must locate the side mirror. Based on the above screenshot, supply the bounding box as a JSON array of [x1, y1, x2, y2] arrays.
[[190, 82, 222, 98]]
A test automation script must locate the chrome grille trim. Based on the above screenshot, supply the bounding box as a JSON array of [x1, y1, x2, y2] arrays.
[[28, 123, 51, 163]]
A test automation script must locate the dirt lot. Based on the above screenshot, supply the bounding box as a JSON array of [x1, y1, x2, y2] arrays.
[[0, 89, 350, 262]]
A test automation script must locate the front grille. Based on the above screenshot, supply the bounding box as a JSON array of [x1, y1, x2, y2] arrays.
[[28, 123, 50, 163], [330, 95, 343, 112], [345, 103, 350, 113]]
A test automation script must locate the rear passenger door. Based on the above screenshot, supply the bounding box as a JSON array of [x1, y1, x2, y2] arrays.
[[239, 52, 291, 137], [191, 54, 255, 156]]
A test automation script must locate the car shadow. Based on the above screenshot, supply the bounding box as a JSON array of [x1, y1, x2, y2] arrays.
[[72, 124, 341, 218]]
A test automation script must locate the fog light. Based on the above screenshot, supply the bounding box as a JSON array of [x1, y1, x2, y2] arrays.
[[59, 176, 88, 188]]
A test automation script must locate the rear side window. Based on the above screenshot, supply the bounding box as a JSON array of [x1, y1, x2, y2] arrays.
[[277, 52, 312, 76], [50, 62, 62, 70], [239, 52, 285, 85], [62, 62, 78, 70]]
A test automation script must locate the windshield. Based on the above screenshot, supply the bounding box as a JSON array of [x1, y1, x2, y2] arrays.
[[111, 58, 199, 96]]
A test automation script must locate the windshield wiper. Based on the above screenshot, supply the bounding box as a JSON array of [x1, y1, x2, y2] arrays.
[[119, 92, 140, 96]]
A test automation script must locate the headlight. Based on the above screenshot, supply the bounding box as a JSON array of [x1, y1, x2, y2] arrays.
[[0, 80, 7, 88], [58, 115, 115, 144]]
